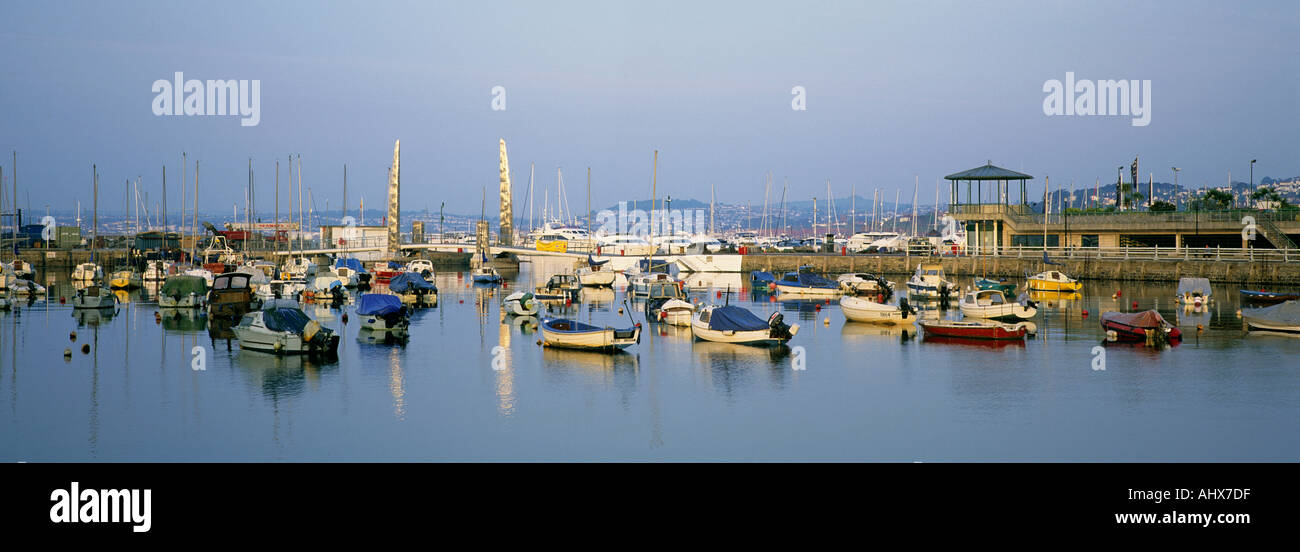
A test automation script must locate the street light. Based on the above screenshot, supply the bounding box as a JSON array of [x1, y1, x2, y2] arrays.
[[1117, 166, 1124, 211], [1172, 167, 1180, 210], [1250, 159, 1257, 206]]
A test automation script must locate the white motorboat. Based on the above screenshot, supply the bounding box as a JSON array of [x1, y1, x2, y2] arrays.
[[471, 266, 501, 283], [595, 234, 656, 256], [575, 256, 616, 287], [71, 286, 116, 309], [72, 262, 103, 282], [839, 296, 917, 325], [644, 280, 694, 326], [906, 263, 956, 299], [540, 318, 641, 352], [502, 291, 541, 316], [406, 260, 436, 282], [157, 275, 208, 308], [257, 279, 307, 301], [233, 300, 340, 356], [690, 304, 798, 346], [184, 267, 215, 287], [7, 278, 45, 296], [281, 257, 317, 279], [3, 260, 34, 280], [305, 274, 348, 302], [837, 273, 893, 296], [958, 289, 1037, 321]]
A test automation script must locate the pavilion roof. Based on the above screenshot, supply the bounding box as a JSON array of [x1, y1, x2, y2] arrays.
[[945, 162, 1034, 181]]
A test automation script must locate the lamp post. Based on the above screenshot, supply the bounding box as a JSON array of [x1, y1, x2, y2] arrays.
[[1250, 159, 1257, 207], [1117, 166, 1124, 211], [1172, 167, 1180, 210]]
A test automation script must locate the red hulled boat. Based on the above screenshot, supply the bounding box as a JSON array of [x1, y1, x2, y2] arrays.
[[917, 320, 1030, 340], [1100, 310, 1182, 342]]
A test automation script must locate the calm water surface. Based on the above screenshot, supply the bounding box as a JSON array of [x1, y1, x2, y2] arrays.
[[2, 258, 1297, 461]]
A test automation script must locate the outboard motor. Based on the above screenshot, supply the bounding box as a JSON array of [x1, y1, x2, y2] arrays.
[[767, 311, 794, 341], [899, 297, 916, 317]]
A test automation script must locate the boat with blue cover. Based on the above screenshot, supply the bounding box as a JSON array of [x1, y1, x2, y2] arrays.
[[355, 293, 408, 331], [690, 304, 798, 346], [773, 266, 839, 296], [387, 272, 438, 306], [234, 299, 340, 356]]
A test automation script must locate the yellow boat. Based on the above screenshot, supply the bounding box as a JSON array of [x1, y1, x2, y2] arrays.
[[535, 234, 569, 253], [108, 269, 142, 289], [1027, 270, 1082, 292]]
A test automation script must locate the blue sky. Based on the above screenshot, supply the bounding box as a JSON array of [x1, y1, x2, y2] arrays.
[[0, 0, 1296, 217]]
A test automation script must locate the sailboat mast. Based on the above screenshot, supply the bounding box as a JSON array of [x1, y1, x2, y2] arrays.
[[651, 150, 657, 241], [92, 165, 98, 262]]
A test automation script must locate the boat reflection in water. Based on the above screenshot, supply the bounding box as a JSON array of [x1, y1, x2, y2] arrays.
[[580, 286, 615, 305], [1027, 290, 1081, 308], [158, 307, 207, 333], [73, 307, 117, 326], [508, 315, 539, 334], [235, 349, 338, 399], [840, 320, 918, 342], [357, 326, 409, 345], [920, 334, 1027, 349], [540, 347, 640, 394]]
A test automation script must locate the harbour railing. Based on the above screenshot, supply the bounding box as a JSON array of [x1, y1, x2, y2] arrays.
[[962, 244, 1296, 263]]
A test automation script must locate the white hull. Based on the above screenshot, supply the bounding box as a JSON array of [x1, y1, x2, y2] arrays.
[[158, 294, 205, 308], [690, 320, 785, 345], [234, 326, 306, 353], [673, 254, 742, 273], [661, 304, 694, 327], [839, 296, 915, 325], [958, 303, 1036, 321], [359, 316, 407, 331], [541, 325, 640, 350], [72, 264, 103, 282], [503, 298, 540, 316], [774, 283, 840, 296], [577, 270, 617, 287]]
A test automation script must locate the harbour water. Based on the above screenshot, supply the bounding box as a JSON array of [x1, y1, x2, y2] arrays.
[[1, 257, 1297, 461]]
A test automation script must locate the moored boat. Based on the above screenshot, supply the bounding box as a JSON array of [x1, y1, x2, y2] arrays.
[[644, 280, 693, 326], [1099, 310, 1182, 342], [837, 273, 893, 296], [906, 263, 956, 299], [975, 277, 1016, 294], [234, 300, 340, 356], [355, 293, 409, 332], [108, 268, 143, 289], [71, 285, 117, 309], [502, 291, 540, 316], [1027, 270, 1081, 292], [839, 295, 916, 325], [1241, 300, 1300, 334], [774, 266, 840, 296], [471, 266, 501, 283], [388, 272, 438, 306], [1175, 277, 1212, 307], [208, 272, 261, 321], [1239, 290, 1300, 304], [158, 275, 208, 308], [540, 318, 641, 351], [958, 289, 1037, 321], [143, 260, 173, 281], [575, 256, 616, 287], [918, 319, 1030, 340], [690, 304, 798, 346], [72, 262, 103, 282]]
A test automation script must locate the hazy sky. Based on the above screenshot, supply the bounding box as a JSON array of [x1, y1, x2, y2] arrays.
[[0, 0, 1295, 217]]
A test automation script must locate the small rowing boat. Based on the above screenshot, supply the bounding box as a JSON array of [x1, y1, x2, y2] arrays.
[[918, 319, 1031, 340], [540, 318, 641, 351], [1239, 290, 1300, 304]]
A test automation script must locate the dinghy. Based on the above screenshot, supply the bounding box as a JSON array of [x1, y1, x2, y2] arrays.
[[918, 319, 1030, 340], [158, 275, 208, 308], [690, 304, 798, 346], [540, 318, 641, 352], [1099, 310, 1182, 342], [840, 296, 916, 325], [502, 291, 540, 316], [234, 299, 340, 356], [958, 289, 1037, 321]]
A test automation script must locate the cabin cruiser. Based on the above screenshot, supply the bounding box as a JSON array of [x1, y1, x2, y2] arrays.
[[847, 232, 904, 253], [406, 260, 436, 282], [332, 258, 369, 288], [837, 273, 893, 296], [596, 234, 655, 256], [958, 289, 1037, 321], [906, 263, 956, 299], [1027, 270, 1081, 292], [256, 278, 307, 301], [209, 272, 262, 321], [72, 285, 116, 309], [281, 257, 318, 279], [233, 299, 340, 356], [4, 259, 34, 280], [158, 275, 208, 308], [355, 293, 409, 332], [575, 256, 616, 287], [305, 274, 348, 304], [690, 304, 798, 346], [536, 274, 581, 301], [644, 281, 693, 326], [143, 260, 173, 281], [471, 265, 501, 283], [72, 262, 103, 282], [1175, 277, 1212, 307]]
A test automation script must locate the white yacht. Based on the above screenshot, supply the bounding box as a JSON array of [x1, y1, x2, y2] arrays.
[[72, 262, 103, 282], [596, 234, 655, 256]]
